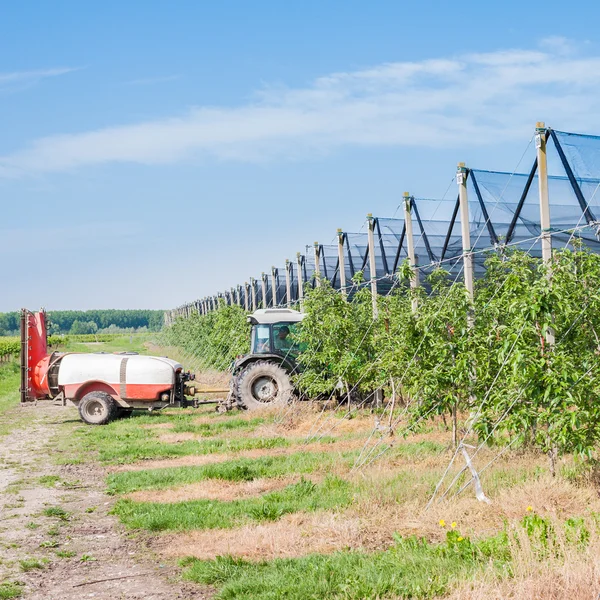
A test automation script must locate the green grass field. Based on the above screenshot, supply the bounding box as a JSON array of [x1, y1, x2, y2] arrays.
[[3, 335, 600, 598]]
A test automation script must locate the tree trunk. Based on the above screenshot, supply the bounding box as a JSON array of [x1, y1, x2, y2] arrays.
[[452, 401, 458, 449]]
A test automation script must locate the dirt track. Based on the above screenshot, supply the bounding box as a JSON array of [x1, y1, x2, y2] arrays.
[[0, 404, 209, 599]]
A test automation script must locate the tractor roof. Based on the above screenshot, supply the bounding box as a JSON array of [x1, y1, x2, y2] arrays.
[[247, 308, 305, 325]]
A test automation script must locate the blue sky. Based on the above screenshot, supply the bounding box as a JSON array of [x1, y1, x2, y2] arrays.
[[2, 0, 600, 311]]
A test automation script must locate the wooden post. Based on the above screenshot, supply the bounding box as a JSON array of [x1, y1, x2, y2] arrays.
[[367, 214, 379, 319], [271, 267, 277, 307], [297, 253, 304, 311], [536, 121, 555, 346], [403, 192, 419, 313], [261, 273, 267, 308], [457, 163, 475, 320], [285, 260, 292, 307], [313, 242, 321, 286], [337, 229, 347, 298], [243, 282, 249, 311], [250, 277, 257, 311]]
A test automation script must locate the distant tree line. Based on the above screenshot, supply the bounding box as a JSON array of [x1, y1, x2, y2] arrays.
[[0, 310, 164, 336]]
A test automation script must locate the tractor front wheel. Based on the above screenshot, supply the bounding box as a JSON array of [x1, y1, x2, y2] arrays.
[[236, 361, 293, 410], [78, 391, 117, 425]]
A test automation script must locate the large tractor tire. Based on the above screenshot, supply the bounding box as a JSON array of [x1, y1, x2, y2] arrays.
[[236, 361, 293, 410], [78, 391, 117, 425]]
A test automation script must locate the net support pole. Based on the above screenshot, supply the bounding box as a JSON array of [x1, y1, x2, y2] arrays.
[[243, 283, 249, 311], [297, 253, 304, 310], [367, 214, 379, 319], [285, 260, 292, 307], [457, 163, 474, 326], [337, 229, 347, 298], [403, 192, 419, 313], [261, 273, 267, 308], [271, 267, 277, 307], [313, 242, 321, 286], [536, 121, 555, 346], [250, 278, 257, 311]]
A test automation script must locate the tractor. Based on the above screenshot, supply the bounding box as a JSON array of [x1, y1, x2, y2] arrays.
[[226, 308, 305, 411]]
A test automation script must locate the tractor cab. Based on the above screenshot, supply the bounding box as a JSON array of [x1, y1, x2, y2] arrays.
[[249, 309, 305, 358], [228, 309, 306, 411]]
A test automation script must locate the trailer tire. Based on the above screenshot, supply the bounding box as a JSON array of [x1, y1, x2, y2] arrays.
[[79, 392, 117, 425], [236, 361, 293, 410]]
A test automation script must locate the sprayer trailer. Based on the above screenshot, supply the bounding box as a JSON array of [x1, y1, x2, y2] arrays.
[[20, 310, 196, 424]]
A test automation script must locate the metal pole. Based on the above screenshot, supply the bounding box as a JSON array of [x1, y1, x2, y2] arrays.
[[457, 163, 474, 323], [536, 121, 555, 345], [261, 273, 267, 308], [271, 267, 277, 307], [313, 242, 321, 286], [403, 192, 419, 313], [244, 283, 249, 311], [297, 253, 304, 310], [250, 277, 257, 311], [337, 229, 346, 298], [367, 214, 379, 319], [285, 260, 292, 307]]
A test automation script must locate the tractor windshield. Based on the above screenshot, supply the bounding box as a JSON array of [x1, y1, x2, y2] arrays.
[[251, 321, 305, 356], [252, 325, 271, 353]]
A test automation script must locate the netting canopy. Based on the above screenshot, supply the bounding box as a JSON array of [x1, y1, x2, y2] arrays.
[[167, 127, 600, 321]]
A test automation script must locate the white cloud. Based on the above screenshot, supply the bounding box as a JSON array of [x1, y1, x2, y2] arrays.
[[0, 67, 80, 89], [2, 42, 600, 177]]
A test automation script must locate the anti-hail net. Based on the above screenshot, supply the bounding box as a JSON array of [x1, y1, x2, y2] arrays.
[[170, 128, 600, 316]]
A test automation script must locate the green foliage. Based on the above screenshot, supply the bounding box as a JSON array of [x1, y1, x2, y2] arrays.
[[291, 248, 600, 464], [0, 309, 164, 336], [69, 319, 98, 335], [294, 282, 377, 397], [160, 303, 249, 370]]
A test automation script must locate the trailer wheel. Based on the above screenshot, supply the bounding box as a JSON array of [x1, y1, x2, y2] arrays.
[[78, 392, 117, 425], [236, 361, 293, 410]]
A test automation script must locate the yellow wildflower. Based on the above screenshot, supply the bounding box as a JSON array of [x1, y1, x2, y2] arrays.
[[458, 536, 464, 542], [526, 506, 533, 512], [439, 519, 446, 527], [451, 521, 457, 529]]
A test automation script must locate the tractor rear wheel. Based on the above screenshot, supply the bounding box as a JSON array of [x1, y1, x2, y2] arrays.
[[236, 361, 293, 410], [78, 391, 117, 425]]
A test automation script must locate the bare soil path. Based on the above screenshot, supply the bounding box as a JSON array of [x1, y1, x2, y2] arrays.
[[0, 403, 210, 599]]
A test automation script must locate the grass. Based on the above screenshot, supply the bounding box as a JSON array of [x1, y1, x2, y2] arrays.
[[42, 506, 70, 521], [180, 531, 510, 600], [0, 582, 23, 599], [107, 450, 355, 495], [37, 475, 61, 487], [113, 476, 353, 531], [170, 416, 268, 436], [61, 414, 292, 464], [57, 333, 151, 355], [18, 558, 46, 571], [55, 550, 76, 558], [0, 362, 21, 436]]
